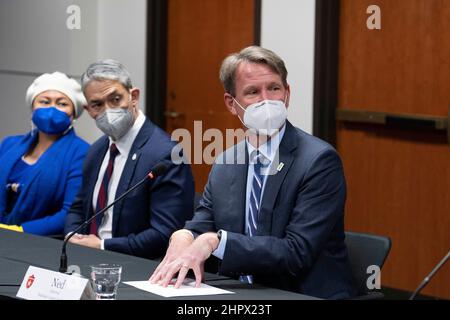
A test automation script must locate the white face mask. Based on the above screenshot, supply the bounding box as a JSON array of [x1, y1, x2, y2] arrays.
[[95, 93, 134, 141], [95, 108, 133, 141], [233, 96, 288, 136]]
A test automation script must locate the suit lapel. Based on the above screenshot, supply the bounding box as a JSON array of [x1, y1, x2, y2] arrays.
[[230, 153, 248, 234], [218, 140, 248, 234], [112, 120, 155, 235], [88, 137, 109, 219], [257, 122, 298, 235]]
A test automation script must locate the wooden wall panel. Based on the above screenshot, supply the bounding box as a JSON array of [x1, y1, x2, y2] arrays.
[[337, 0, 450, 298]]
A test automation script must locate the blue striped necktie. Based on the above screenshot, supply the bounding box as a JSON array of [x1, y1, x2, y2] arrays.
[[247, 152, 265, 236], [241, 151, 266, 284]]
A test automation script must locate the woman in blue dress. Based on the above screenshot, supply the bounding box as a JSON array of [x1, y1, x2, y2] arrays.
[[0, 71, 89, 235]]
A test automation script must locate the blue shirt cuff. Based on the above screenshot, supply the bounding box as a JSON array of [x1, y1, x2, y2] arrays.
[[212, 230, 227, 260]]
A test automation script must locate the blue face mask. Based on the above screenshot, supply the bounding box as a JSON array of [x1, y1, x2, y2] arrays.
[[32, 107, 72, 135]]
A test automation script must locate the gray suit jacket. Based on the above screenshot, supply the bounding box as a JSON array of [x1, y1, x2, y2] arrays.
[[185, 121, 356, 299]]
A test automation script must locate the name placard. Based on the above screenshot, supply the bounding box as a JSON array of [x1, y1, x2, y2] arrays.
[[16, 266, 93, 300]]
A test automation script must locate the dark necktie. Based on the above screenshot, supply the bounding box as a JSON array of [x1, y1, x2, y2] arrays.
[[90, 143, 120, 235]]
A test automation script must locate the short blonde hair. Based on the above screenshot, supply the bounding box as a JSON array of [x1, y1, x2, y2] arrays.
[[219, 46, 288, 96]]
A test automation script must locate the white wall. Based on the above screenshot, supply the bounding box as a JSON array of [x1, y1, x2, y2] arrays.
[[261, 0, 316, 134], [0, 0, 315, 140], [0, 0, 147, 144], [97, 0, 147, 112], [0, 0, 99, 142]]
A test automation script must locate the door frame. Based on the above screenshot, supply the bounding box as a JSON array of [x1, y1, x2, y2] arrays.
[[146, 0, 168, 129], [145, 0, 262, 131], [313, 0, 340, 146], [146, 0, 340, 141]]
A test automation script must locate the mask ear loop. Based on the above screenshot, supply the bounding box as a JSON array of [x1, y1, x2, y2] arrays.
[[62, 106, 77, 136], [232, 97, 248, 128], [62, 120, 74, 135], [30, 106, 36, 136], [30, 120, 36, 136], [130, 89, 136, 107], [129, 89, 139, 115]]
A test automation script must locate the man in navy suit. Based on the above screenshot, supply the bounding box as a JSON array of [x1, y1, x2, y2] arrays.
[[64, 59, 194, 259], [150, 46, 356, 299]]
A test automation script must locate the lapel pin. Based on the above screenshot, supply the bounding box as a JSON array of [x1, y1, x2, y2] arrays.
[[132, 153, 137, 161], [277, 162, 284, 172]]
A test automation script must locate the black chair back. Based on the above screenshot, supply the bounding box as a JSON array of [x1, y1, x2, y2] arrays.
[[345, 231, 392, 298]]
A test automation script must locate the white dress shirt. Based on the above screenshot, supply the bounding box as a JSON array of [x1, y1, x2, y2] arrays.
[[93, 110, 146, 249]]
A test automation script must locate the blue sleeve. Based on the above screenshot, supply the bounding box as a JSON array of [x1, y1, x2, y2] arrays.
[[104, 159, 195, 258], [21, 142, 88, 235]]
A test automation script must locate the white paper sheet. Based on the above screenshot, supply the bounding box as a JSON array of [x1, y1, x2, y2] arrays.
[[123, 279, 234, 297]]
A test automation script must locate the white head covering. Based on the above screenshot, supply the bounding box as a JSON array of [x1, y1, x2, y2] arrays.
[[26, 71, 86, 119]]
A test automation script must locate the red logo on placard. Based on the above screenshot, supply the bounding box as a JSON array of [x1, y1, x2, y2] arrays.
[[26, 274, 35, 289]]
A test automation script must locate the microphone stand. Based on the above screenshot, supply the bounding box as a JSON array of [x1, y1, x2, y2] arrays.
[[59, 174, 151, 273], [409, 251, 450, 300]]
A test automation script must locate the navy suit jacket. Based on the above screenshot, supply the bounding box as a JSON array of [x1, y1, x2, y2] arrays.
[[65, 119, 195, 259], [185, 122, 356, 299]]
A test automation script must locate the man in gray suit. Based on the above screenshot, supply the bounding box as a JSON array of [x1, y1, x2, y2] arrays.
[[150, 46, 356, 299]]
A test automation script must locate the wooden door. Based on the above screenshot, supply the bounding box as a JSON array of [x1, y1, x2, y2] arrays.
[[166, 0, 257, 191], [337, 0, 450, 298]]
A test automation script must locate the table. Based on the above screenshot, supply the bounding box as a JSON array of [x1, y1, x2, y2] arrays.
[[0, 229, 319, 300]]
